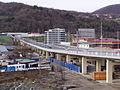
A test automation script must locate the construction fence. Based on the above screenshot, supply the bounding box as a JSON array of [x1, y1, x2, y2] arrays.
[[49, 57, 95, 73]]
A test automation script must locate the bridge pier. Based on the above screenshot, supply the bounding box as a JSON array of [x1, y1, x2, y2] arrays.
[[35, 48, 38, 53], [66, 55, 72, 63], [106, 60, 120, 83], [86, 58, 102, 72], [39, 50, 42, 55], [50, 52, 55, 57], [106, 60, 113, 83], [45, 51, 49, 59], [56, 54, 66, 61], [41, 50, 46, 57], [31, 47, 35, 51], [56, 54, 62, 60], [96, 60, 101, 72], [82, 57, 87, 74]]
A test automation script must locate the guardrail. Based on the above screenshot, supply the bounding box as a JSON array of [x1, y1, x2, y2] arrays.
[[11, 36, 120, 59]]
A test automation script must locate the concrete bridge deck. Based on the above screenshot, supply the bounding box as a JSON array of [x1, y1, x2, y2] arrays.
[[20, 38, 120, 60]]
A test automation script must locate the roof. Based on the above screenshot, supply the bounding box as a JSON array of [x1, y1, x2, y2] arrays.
[[72, 42, 92, 44], [0, 45, 8, 52], [94, 38, 120, 42], [5, 46, 15, 50], [73, 38, 92, 40], [16, 59, 38, 63], [16, 59, 37, 63]]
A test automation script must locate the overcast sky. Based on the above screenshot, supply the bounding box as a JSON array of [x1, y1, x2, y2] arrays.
[[1, 0, 120, 12]]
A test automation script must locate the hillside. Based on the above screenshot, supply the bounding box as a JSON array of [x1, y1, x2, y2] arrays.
[[0, 2, 119, 38], [93, 4, 120, 14]]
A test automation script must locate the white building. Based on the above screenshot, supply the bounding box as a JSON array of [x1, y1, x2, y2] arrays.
[[45, 28, 65, 44], [78, 42, 91, 48], [60, 42, 71, 46], [77, 28, 95, 39]]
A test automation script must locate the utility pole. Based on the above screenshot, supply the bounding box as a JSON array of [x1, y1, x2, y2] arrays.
[[117, 31, 119, 49], [37, 28, 40, 42], [100, 22, 103, 49]]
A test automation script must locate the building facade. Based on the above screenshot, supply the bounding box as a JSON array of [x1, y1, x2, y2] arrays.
[[45, 28, 65, 44], [77, 28, 95, 39], [92, 38, 120, 49]]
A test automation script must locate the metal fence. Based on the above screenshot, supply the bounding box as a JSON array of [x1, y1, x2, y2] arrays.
[[49, 57, 81, 72]]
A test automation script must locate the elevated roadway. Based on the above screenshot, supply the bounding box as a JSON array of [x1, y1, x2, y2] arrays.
[[11, 35, 120, 83]]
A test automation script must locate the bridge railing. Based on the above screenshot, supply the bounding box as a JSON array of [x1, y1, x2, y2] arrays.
[[13, 37, 120, 58]]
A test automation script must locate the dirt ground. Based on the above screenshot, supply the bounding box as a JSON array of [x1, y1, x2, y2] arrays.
[[63, 69, 120, 90], [50, 63, 120, 90], [0, 63, 120, 90]]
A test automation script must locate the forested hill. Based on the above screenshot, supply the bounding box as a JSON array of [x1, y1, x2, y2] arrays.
[[93, 4, 120, 14], [0, 2, 120, 38]]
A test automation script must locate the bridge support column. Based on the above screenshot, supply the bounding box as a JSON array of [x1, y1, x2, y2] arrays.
[[41, 50, 43, 56], [36, 49, 38, 52], [39, 50, 42, 55], [50, 52, 55, 57], [66, 55, 72, 63], [56, 54, 62, 60], [35, 48, 38, 52], [82, 57, 87, 74], [96, 60, 101, 72], [31, 47, 34, 51], [46, 51, 49, 59], [42, 51, 45, 56], [78, 57, 82, 66], [106, 60, 113, 83]]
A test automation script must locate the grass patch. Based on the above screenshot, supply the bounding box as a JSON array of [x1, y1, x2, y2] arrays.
[[0, 36, 12, 43]]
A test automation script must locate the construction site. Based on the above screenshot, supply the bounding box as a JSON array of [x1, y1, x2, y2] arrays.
[[0, 35, 120, 90], [0, 44, 120, 90]]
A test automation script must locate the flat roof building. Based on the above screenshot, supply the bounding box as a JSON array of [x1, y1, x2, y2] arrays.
[[44, 28, 65, 44], [77, 28, 95, 39]]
